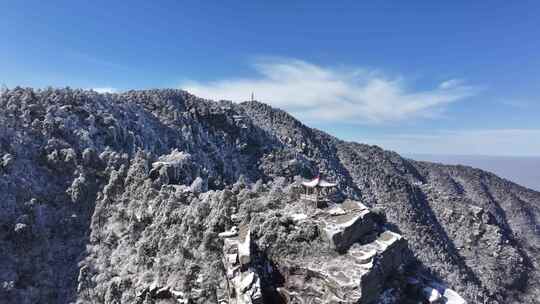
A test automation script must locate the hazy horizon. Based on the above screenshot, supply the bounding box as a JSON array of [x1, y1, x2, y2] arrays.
[[408, 154, 540, 191]]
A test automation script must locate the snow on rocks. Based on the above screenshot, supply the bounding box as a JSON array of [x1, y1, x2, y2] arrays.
[[289, 213, 308, 223], [271, 198, 407, 304], [1, 153, 14, 171], [150, 149, 195, 185], [423, 286, 442, 303], [442, 288, 467, 304], [320, 200, 377, 252], [218, 226, 239, 238], [421, 283, 467, 304], [221, 224, 263, 304], [429, 283, 467, 304], [237, 225, 252, 267]]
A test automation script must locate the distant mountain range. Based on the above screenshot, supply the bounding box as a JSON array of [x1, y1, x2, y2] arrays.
[[407, 154, 540, 191]]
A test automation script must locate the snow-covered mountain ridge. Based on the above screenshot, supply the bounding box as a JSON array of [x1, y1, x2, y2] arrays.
[[0, 88, 538, 303]]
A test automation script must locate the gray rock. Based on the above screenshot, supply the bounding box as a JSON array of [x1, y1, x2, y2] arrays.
[[190, 176, 207, 193], [14, 222, 29, 234], [2, 153, 14, 170], [321, 200, 376, 252]]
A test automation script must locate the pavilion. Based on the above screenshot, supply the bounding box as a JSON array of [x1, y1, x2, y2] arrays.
[[300, 175, 338, 207]]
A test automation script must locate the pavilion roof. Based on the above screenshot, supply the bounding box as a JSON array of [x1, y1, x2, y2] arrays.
[[302, 176, 337, 188]]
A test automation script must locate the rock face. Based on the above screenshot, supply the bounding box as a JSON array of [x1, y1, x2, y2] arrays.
[[220, 225, 263, 304], [0, 87, 538, 304], [320, 200, 377, 252], [276, 226, 407, 303], [217, 198, 407, 304]]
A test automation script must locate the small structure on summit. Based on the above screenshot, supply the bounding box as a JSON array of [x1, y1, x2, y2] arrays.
[[300, 175, 338, 207], [232, 115, 248, 129]]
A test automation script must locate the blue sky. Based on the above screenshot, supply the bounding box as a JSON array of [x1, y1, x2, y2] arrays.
[[1, 1, 539, 156]]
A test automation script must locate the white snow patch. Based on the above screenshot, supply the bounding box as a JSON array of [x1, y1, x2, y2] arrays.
[[290, 213, 308, 222], [423, 286, 442, 303]]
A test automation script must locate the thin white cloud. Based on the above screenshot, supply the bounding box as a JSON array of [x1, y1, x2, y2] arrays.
[[439, 78, 464, 89], [93, 87, 117, 94], [362, 129, 540, 156], [181, 58, 478, 124]]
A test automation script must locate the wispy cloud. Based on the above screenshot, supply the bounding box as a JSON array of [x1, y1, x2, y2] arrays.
[[92, 87, 117, 93], [181, 58, 478, 124], [438, 78, 465, 89], [362, 129, 540, 156]]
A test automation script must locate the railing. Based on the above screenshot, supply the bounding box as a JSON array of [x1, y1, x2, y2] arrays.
[[300, 194, 319, 201], [300, 193, 341, 202]]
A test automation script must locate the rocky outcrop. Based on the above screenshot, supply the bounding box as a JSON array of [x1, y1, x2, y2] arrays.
[[271, 198, 408, 304], [319, 200, 377, 252], [216, 197, 409, 304], [220, 225, 263, 304]]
